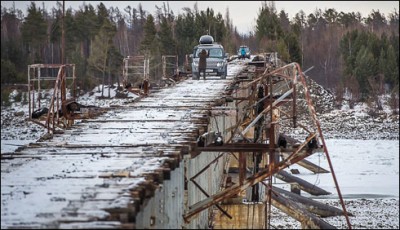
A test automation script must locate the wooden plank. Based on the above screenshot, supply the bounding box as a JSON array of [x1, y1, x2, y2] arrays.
[[275, 170, 331, 196], [270, 190, 337, 229], [272, 186, 352, 217], [281, 152, 330, 173]]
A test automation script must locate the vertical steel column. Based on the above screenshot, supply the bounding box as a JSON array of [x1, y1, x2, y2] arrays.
[[38, 67, 41, 109], [292, 72, 297, 128], [28, 66, 31, 118], [294, 62, 352, 229], [239, 152, 246, 185]]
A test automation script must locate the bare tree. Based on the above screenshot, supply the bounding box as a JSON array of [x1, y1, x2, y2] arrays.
[[367, 73, 385, 110], [88, 21, 116, 97], [389, 85, 399, 115], [345, 75, 360, 109]]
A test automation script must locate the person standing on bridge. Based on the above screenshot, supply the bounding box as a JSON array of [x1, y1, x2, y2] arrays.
[[240, 47, 246, 60], [198, 49, 208, 80]]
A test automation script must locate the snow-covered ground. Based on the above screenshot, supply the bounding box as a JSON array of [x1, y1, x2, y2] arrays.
[[1, 59, 399, 229], [272, 139, 399, 229]]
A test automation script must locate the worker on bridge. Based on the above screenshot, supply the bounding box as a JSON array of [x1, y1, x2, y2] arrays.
[[198, 49, 208, 80]]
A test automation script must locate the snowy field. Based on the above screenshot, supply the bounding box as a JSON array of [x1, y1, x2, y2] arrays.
[[271, 139, 399, 229], [292, 139, 399, 199]]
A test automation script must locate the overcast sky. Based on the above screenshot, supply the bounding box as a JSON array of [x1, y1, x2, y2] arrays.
[[1, 1, 399, 34]]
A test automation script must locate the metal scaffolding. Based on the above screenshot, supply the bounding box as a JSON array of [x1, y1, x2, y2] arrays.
[[27, 63, 77, 133], [184, 60, 352, 229], [122, 55, 150, 96]]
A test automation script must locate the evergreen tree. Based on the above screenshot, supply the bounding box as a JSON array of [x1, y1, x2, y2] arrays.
[[276, 38, 290, 62], [389, 32, 399, 79], [353, 45, 376, 97], [159, 16, 176, 55], [64, 9, 77, 63], [255, 5, 282, 42], [140, 14, 157, 55], [323, 8, 339, 24], [338, 12, 360, 29], [175, 9, 198, 65], [74, 4, 98, 58], [365, 10, 387, 32], [88, 20, 116, 97], [279, 10, 290, 33], [212, 12, 226, 43], [1, 1, 398, 102], [21, 2, 47, 63], [1, 9, 25, 76], [96, 3, 109, 29], [140, 14, 161, 81], [284, 32, 301, 63], [1, 59, 18, 84], [293, 10, 306, 36], [381, 45, 399, 87], [388, 10, 399, 32], [222, 7, 237, 55]]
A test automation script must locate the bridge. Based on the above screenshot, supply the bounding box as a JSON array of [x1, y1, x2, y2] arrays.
[[1, 55, 351, 229]]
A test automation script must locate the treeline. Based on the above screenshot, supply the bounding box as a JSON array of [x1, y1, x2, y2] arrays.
[[254, 2, 398, 110], [1, 1, 243, 91], [1, 1, 399, 108]]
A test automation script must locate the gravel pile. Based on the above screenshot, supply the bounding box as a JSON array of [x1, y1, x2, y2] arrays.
[[279, 76, 399, 141]]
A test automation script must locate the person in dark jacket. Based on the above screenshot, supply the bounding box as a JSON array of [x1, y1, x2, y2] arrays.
[[198, 49, 208, 80]]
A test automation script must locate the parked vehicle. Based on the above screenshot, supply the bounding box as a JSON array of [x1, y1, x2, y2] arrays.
[[191, 35, 228, 80]]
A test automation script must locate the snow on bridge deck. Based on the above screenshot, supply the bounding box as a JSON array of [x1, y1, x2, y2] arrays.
[[1, 63, 247, 228]]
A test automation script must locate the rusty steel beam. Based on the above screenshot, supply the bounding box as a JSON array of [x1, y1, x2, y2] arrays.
[[189, 179, 233, 220], [188, 62, 351, 228], [277, 108, 313, 134], [196, 143, 270, 152], [243, 62, 297, 89], [28, 63, 75, 69], [294, 62, 352, 229], [279, 133, 316, 167], [268, 62, 352, 228], [240, 87, 294, 136], [183, 143, 316, 221], [238, 152, 246, 185], [183, 134, 320, 221], [188, 152, 233, 220], [28, 63, 77, 134], [191, 153, 225, 180], [185, 58, 346, 221], [280, 151, 330, 174]]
